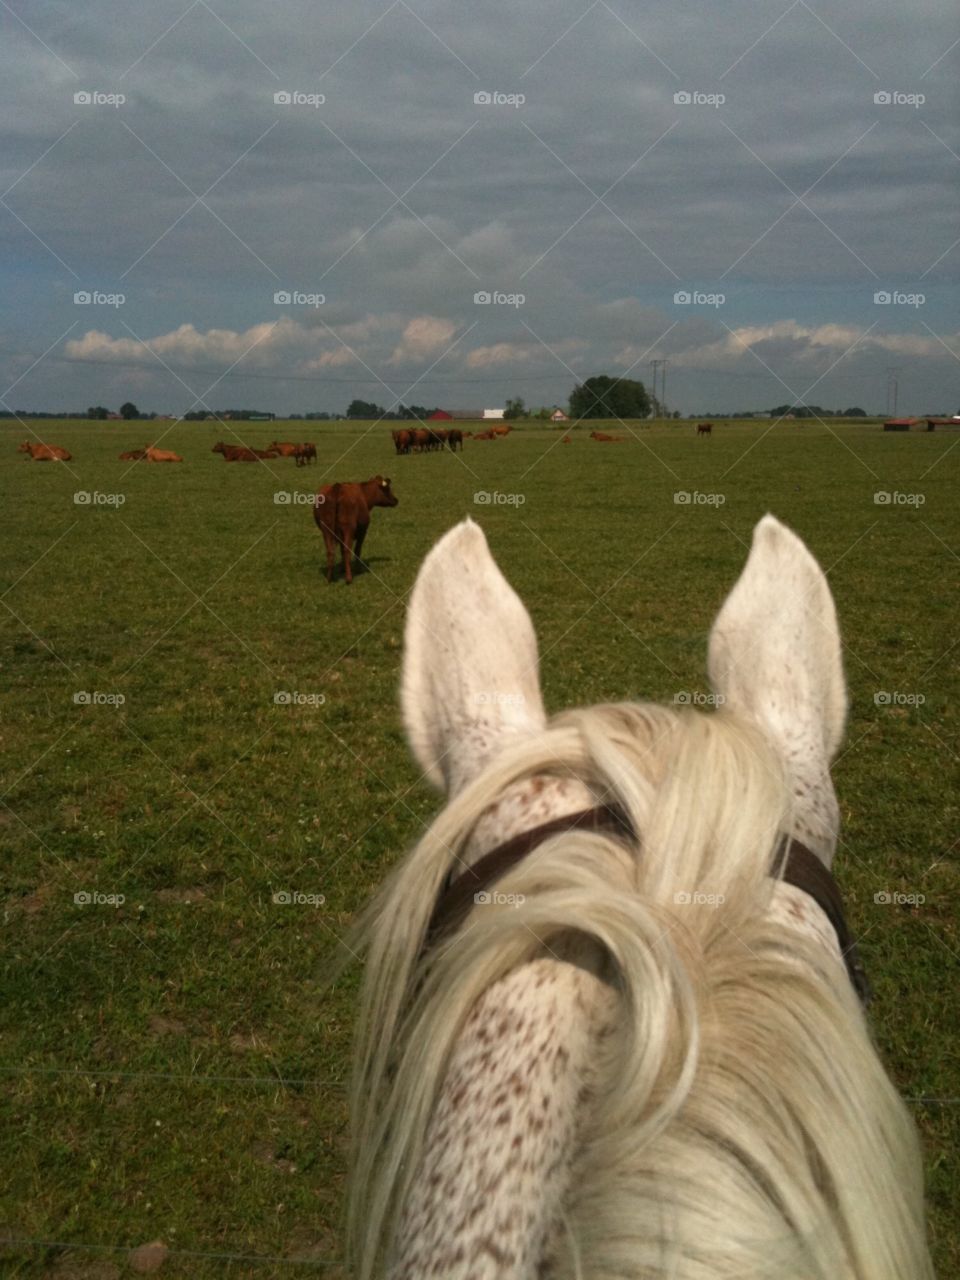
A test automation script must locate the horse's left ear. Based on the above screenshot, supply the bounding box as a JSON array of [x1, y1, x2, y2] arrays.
[[402, 519, 547, 794], [707, 513, 848, 781]]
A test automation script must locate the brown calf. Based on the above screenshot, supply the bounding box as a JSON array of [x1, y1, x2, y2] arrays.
[[313, 476, 398, 584]]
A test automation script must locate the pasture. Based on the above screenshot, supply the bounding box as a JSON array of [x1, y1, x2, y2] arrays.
[[2, 418, 958, 1276]]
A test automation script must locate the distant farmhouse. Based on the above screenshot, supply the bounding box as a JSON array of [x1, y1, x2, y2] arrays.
[[428, 408, 505, 421]]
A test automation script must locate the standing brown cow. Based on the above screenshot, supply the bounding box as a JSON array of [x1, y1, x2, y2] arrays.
[[313, 476, 398, 584], [392, 429, 413, 455], [697, 422, 713, 436], [18, 441, 72, 461], [447, 429, 463, 451]]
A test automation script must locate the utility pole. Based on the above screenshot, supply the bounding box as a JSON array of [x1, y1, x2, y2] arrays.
[[885, 366, 900, 417], [651, 360, 667, 418]]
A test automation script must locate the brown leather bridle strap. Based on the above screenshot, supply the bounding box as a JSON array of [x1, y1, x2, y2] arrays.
[[774, 838, 872, 1005], [423, 804, 871, 1006], [424, 805, 630, 949]]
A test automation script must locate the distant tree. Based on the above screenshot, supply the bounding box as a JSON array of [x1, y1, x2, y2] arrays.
[[347, 399, 385, 420], [503, 397, 527, 420], [119, 401, 139, 420], [87, 405, 109, 420], [842, 407, 867, 416], [569, 376, 650, 420]]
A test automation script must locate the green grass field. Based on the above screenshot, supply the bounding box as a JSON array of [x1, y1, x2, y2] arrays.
[[2, 417, 957, 1276]]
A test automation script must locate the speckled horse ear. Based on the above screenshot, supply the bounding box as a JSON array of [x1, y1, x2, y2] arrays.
[[401, 519, 547, 796], [707, 514, 848, 864]]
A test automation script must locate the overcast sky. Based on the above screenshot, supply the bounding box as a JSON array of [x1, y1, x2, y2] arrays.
[[2, 0, 957, 416]]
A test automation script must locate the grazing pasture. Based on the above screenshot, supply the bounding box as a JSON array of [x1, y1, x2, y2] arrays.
[[1, 419, 957, 1276]]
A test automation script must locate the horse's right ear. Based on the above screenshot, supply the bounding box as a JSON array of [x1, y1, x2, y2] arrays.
[[402, 519, 547, 795], [707, 513, 848, 776]]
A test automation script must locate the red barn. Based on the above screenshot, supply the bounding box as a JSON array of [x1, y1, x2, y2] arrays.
[[428, 410, 453, 421]]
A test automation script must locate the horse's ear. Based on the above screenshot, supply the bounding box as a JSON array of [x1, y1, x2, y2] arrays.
[[707, 515, 848, 844], [402, 519, 547, 794]]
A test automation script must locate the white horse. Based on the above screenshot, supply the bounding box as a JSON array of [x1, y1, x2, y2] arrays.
[[345, 514, 932, 1279]]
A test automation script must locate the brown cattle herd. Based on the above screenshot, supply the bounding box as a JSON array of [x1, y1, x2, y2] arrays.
[[14, 422, 715, 583]]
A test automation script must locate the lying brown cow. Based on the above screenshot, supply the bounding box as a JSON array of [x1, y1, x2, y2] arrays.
[[119, 449, 146, 461], [145, 446, 183, 462], [212, 441, 272, 462], [313, 476, 398, 584], [18, 441, 72, 461], [472, 430, 496, 440], [590, 430, 622, 442], [269, 441, 299, 457]]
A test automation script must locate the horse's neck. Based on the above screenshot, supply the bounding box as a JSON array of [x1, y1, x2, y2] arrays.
[[460, 774, 599, 868]]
